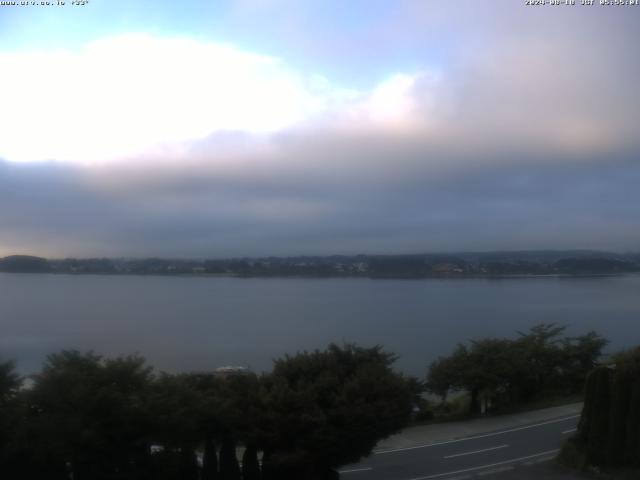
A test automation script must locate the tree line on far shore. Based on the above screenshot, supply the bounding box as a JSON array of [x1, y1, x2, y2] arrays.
[[2, 252, 639, 277]]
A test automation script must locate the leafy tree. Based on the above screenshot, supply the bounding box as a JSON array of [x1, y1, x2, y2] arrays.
[[0, 360, 22, 477], [427, 324, 609, 414], [25, 351, 153, 480], [259, 343, 415, 479], [466, 339, 522, 413], [561, 331, 609, 393], [216, 372, 262, 443], [426, 354, 458, 403], [427, 340, 521, 413], [0, 360, 21, 403], [514, 323, 567, 398], [180, 372, 223, 480], [426, 345, 470, 407], [146, 373, 205, 480]]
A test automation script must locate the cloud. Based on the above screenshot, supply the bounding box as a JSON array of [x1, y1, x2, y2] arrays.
[[2, 13, 638, 164], [1, 143, 639, 258], [0, 33, 433, 164], [0, 4, 639, 257], [0, 34, 333, 162]]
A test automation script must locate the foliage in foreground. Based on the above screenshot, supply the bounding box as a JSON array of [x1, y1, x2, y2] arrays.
[[425, 324, 607, 414], [560, 346, 640, 470], [0, 344, 415, 480]]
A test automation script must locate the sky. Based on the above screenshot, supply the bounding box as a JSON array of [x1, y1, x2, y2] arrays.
[[0, 0, 639, 258]]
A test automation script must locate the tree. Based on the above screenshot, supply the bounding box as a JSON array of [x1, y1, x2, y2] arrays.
[[514, 323, 567, 398], [181, 372, 222, 480], [426, 355, 457, 404], [25, 351, 153, 480], [574, 347, 640, 468], [465, 338, 522, 413], [0, 360, 21, 403], [146, 373, 205, 480], [219, 436, 241, 480], [259, 343, 415, 479], [426, 325, 608, 415], [202, 435, 219, 480], [561, 331, 608, 393], [0, 360, 22, 477], [427, 340, 520, 413], [241, 444, 261, 480], [216, 373, 261, 480]]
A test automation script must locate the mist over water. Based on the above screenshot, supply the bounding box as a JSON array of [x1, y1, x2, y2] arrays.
[[1, 273, 638, 376]]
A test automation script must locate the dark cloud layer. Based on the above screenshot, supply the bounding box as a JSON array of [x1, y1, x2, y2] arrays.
[[1, 147, 639, 257]]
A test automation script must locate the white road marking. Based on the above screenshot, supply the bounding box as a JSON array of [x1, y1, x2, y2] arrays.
[[477, 465, 514, 476], [375, 415, 579, 455], [562, 428, 577, 434], [405, 449, 560, 480], [522, 455, 556, 466], [339, 467, 373, 474], [444, 444, 508, 459]]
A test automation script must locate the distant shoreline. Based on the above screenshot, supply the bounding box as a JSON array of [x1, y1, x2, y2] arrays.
[[1, 270, 639, 281], [1, 251, 639, 278]]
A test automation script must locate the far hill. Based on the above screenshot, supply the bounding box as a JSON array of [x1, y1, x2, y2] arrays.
[[0, 255, 51, 273]]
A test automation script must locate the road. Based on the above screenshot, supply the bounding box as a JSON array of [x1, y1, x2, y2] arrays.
[[339, 414, 580, 480]]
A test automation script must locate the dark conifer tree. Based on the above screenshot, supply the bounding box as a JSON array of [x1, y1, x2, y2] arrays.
[[176, 445, 198, 480], [575, 347, 640, 468], [219, 436, 241, 480], [606, 367, 632, 465], [581, 366, 612, 465], [241, 444, 261, 480], [202, 436, 218, 480]]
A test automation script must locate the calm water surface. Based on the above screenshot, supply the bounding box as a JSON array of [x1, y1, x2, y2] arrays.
[[1, 273, 639, 375]]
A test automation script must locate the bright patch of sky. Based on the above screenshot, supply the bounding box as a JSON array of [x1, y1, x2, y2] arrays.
[[0, 32, 431, 163], [0, 1, 437, 163]]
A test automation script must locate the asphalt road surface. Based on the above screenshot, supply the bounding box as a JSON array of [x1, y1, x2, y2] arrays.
[[339, 414, 580, 480]]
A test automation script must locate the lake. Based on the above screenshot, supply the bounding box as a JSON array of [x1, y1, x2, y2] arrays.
[[1, 273, 639, 376]]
